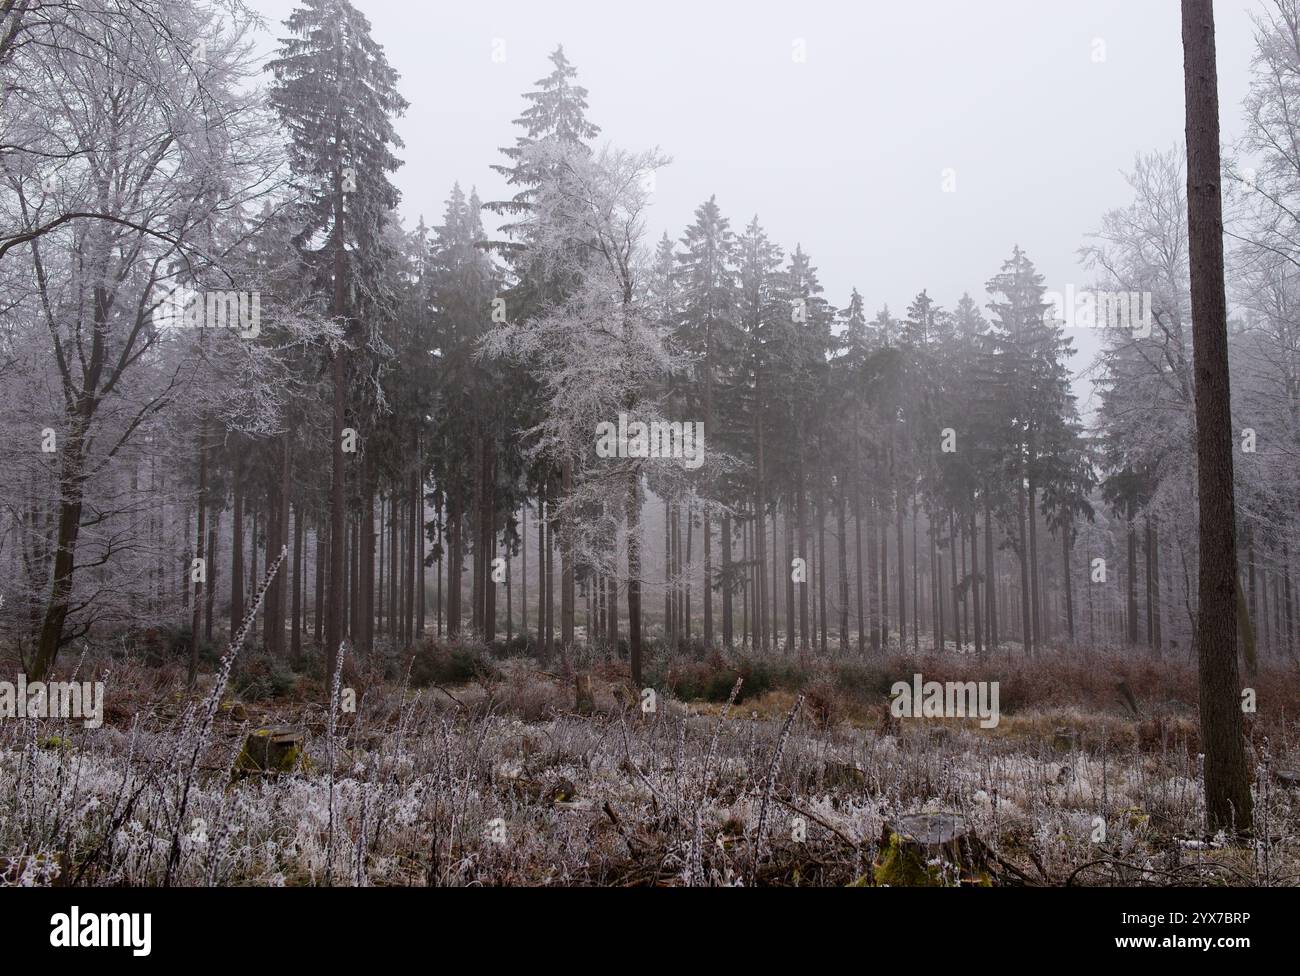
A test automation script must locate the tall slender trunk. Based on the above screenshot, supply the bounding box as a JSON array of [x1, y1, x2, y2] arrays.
[[878, 493, 889, 649], [911, 492, 919, 653], [722, 514, 733, 648], [665, 499, 674, 646], [521, 503, 528, 635], [797, 477, 809, 650], [231, 449, 245, 636], [204, 514, 218, 642], [817, 490, 828, 653], [984, 495, 998, 648], [838, 485, 849, 650], [407, 468, 418, 645], [291, 505, 303, 658], [1016, 476, 1032, 656], [537, 494, 546, 649], [1027, 464, 1041, 651], [854, 484, 865, 654], [545, 483, 556, 658], [949, 510, 961, 651], [1182, 0, 1253, 832], [188, 423, 208, 686], [1062, 522, 1075, 645], [1127, 502, 1139, 646], [785, 497, 796, 649], [627, 472, 643, 686], [894, 474, 905, 651], [314, 523, 324, 646], [970, 502, 983, 657], [326, 175, 348, 682]]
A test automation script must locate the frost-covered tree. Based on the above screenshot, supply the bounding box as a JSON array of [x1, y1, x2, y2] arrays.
[[483, 139, 678, 684]]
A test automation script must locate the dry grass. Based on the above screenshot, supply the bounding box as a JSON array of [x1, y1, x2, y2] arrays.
[[1, 641, 1297, 887]]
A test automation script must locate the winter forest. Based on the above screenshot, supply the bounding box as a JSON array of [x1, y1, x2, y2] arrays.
[[0, 0, 1298, 892]]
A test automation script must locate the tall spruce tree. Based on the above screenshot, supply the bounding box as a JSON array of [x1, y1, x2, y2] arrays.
[[268, 0, 407, 682]]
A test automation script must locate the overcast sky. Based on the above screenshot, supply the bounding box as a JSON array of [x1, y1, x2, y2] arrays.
[[252, 0, 1261, 415]]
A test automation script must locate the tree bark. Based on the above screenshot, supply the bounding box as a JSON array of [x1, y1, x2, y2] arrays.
[[1182, 0, 1254, 833]]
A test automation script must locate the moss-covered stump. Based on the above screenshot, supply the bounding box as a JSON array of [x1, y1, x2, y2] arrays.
[[233, 726, 306, 779], [874, 812, 988, 886]]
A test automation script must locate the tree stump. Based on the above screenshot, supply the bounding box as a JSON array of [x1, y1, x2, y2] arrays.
[[233, 726, 306, 778], [1053, 727, 1079, 752], [875, 812, 987, 886], [1273, 768, 1300, 790], [574, 673, 595, 714]]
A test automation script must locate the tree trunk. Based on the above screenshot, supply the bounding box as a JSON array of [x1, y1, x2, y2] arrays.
[[188, 423, 208, 686], [838, 484, 849, 650], [970, 502, 983, 657], [1016, 477, 1032, 656], [292, 504, 303, 658], [231, 449, 245, 636], [205, 514, 218, 642], [985, 495, 998, 648], [722, 514, 733, 648], [1182, 0, 1254, 833], [627, 472, 643, 686]]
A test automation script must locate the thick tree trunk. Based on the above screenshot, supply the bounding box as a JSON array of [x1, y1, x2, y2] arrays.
[[1182, 0, 1254, 833]]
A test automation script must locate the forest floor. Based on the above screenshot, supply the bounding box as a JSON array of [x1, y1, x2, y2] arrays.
[[1, 637, 1298, 886]]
